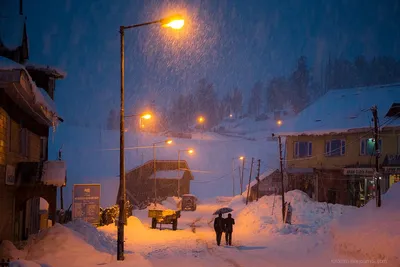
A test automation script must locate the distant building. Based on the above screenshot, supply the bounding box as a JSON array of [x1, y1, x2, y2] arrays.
[[275, 84, 400, 206], [0, 1, 66, 242], [118, 160, 194, 208]]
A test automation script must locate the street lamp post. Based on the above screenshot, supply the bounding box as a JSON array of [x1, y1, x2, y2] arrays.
[[152, 139, 173, 205], [239, 156, 245, 194], [118, 15, 184, 261], [177, 149, 194, 197]]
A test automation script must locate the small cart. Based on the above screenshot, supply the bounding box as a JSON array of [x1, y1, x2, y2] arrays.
[[148, 209, 181, 230]]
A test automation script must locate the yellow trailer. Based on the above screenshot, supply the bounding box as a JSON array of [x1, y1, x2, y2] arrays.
[[148, 209, 181, 230]]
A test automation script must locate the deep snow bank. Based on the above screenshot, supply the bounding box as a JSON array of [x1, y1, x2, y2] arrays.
[[332, 183, 400, 266], [24, 223, 112, 266], [231, 190, 353, 236]]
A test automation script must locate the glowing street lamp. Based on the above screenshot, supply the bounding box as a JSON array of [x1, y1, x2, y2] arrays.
[[198, 116, 205, 123], [118, 15, 184, 260], [239, 156, 245, 194], [161, 15, 185, 29], [276, 120, 283, 126], [177, 148, 195, 197]]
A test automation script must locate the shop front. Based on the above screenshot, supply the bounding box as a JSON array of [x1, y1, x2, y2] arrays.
[[343, 167, 375, 207], [382, 154, 400, 193]]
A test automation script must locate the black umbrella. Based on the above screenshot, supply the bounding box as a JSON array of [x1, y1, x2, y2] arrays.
[[213, 207, 233, 215]]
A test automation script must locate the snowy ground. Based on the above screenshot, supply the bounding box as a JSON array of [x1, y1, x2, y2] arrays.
[[3, 187, 399, 267]]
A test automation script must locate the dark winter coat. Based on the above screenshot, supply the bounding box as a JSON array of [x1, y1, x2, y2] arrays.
[[224, 217, 235, 233], [214, 216, 224, 232]]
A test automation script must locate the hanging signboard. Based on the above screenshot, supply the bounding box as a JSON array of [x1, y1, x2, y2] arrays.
[[72, 184, 101, 226], [343, 168, 374, 176]]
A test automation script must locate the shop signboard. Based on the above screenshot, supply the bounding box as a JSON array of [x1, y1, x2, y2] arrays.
[[343, 168, 374, 176], [72, 184, 101, 226]]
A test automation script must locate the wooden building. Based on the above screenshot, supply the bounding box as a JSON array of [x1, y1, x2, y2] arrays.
[[118, 160, 194, 208], [0, 1, 66, 242]]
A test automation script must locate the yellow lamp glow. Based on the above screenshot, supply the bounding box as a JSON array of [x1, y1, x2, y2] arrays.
[[166, 140, 173, 145], [188, 149, 194, 154], [277, 120, 282, 126], [239, 156, 244, 160], [141, 114, 152, 119], [161, 15, 185, 29]]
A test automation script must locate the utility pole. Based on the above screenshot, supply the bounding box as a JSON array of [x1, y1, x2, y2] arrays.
[[246, 158, 254, 205], [240, 158, 245, 194], [232, 159, 235, 197], [371, 106, 381, 207], [278, 135, 285, 223], [256, 159, 261, 201], [58, 146, 64, 211]]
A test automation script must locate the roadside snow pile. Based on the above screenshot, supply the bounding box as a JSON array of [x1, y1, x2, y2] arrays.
[[332, 183, 400, 266], [65, 219, 116, 254], [24, 223, 111, 266], [0, 240, 27, 260], [233, 190, 352, 237]]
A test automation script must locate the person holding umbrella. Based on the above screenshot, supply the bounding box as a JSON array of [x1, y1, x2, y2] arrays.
[[213, 207, 233, 246], [214, 213, 224, 246]]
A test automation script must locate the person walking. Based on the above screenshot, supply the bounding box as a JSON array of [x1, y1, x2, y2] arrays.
[[224, 213, 235, 246], [214, 213, 224, 246]]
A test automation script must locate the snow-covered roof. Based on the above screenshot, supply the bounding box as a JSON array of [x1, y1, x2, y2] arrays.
[[278, 84, 400, 136], [248, 168, 279, 189], [0, 55, 22, 70], [149, 170, 184, 180], [0, 15, 25, 50], [25, 63, 67, 79], [0, 56, 59, 125]]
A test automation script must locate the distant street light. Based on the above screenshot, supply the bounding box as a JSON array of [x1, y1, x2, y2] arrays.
[[229, 114, 233, 118], [197, 116, 205, 139], [177, 149, 194, 197], [153, 139, 173, 205], [276, 120, 283, 126], [118, 14, 184, 261]]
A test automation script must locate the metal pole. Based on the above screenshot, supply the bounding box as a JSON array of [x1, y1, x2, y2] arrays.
[[240, 158, 245, 194], [372, 106, 381, 207], [153, 144, 157, 206], [178, 151, 180, 198], [117, 26, 125, 261], [278, 136, 285, 223], [232, 159, 235, 197], [245, 157, 254, 205], [256, 160, 260, 202]]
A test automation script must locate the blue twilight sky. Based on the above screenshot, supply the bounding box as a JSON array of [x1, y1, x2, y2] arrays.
[[2, 0, 398, 129], [1, 0, 399, 140]]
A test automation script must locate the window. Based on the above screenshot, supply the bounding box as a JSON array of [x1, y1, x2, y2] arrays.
[[294, 141, 312, 158], [20, 128, 29, 157], [325, 139, 346, 156], [40, 137, 48, 160], [360, 138, 382, 156]]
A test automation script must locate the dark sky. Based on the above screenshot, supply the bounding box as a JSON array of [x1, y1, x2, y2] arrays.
[[4, 0, 400, 127]]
